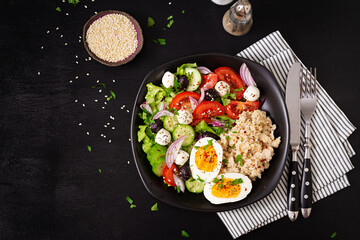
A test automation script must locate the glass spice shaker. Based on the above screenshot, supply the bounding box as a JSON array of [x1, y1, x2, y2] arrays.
[[222, 0, 253, 36]]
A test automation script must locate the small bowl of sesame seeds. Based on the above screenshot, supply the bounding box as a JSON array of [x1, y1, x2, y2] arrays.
[[83, 10, 143, 66]]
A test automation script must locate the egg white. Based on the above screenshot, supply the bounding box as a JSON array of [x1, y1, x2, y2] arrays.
[[203, 173, 253, 204], [189, 137, 223, 182]]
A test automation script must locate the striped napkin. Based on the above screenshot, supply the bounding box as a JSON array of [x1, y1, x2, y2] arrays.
[[217, 31, 356, 238]]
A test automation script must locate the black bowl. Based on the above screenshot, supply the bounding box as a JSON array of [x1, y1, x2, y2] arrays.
[[130, 53, 289, 212]]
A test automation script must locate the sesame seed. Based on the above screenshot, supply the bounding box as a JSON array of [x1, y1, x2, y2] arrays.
[[104, 102, 107, 105], [75, 99, 78, 102], [69, 80, 73, 83], [107, 122, 110, 125], [38, 72, 40, 75], [104, 95, 108, 98], [86, 132, 89, 135], [40, 46, 44, 49], [96, 80, 99, 83], [79, 36, 82, 39], [75, 76, 79, 79], [64, 43, 68, 46], [94, 11, 98, 14], [104, 125, 107, 128], [99, 89, 102, 93], [86, 73, 89, 76], [113, 79, 116, 82], [110, 116, 115, 120], [86, 14, 138, 62], [78, 40, 81, 42], [128, 138, 131, 141], [127, 161, 130, 164], [46, 30, 50, 34], [65, 13, 69, 16], [75, 61, 78, 64], [79, 123, 82, 126], [109, 140, 112, 143], [84, 5, 88, 8], [82, 104, 86, 107], [126, 110, 129, 113], [112, 127, 115, 130], [85, 59, 88, 61], [103, 135, 106, 138], [60, 35, 63, 38], [101, 134, 104, 136], [75, 55, 78, 58], [102, 107, 105, 109], [94, 99, 98, 102], [56, 27, 59, 30], [88, 57, 91, 60]]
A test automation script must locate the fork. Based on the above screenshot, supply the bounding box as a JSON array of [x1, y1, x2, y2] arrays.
[[300, 67, 317, 218]]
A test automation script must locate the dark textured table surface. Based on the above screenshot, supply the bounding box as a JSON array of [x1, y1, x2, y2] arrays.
[[1, 0, 359, 239]]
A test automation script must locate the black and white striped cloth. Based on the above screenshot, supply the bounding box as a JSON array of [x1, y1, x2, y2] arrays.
[[217, 31, 356, 238]]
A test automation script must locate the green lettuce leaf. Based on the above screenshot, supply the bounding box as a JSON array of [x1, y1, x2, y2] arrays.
[[195, 120, 216, 134], [138, 125, 148, 142], [142, 136, 155, 153], [175, 63, 197, 76], [145, 83, 166, 112]]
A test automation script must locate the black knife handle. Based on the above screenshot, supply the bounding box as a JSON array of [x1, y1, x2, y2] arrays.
[[287, 160, 299, 221], [300, 158, 312, 215]]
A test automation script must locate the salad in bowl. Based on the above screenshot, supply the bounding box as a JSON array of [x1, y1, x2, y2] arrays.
[[136, 61, 281, 205]]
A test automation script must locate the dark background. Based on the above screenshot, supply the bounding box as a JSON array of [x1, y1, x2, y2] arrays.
[[0, 0, 359, 239]]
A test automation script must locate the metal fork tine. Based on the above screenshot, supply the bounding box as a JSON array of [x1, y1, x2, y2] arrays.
[[300, 68, 303, 97], [304, 68, 308, 97]]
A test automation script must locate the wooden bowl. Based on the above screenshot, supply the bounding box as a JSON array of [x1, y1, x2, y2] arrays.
[[83, 10, 144, 67]]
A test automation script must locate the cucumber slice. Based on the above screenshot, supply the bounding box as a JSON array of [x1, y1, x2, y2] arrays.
[[185, 68, 202, 91], [173, 124, 195, 146], [185, 177, 205, 193], [163, 115, 179, 133]]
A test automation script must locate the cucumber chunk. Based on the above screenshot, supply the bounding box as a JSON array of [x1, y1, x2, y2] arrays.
[[173, 124, 195, 146], [163, 115, 179, 133], [185, 68, 202, 91], [185, 177, 205, 193]]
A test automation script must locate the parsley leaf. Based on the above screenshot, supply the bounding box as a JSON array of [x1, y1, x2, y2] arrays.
[[147, 17, 155, 27], [207, 139, 213, 146], [196, 176, 205, 182], [151, 202, 158, 211], [232, 131, 237, 133], [107, 96, 113, 101], [167, 19, 174, 28], [181, 230, 190, 238], [231, 178, 243, 185], [98, 169, 101, 173], [173, 78, 181, 92], [175, 186, 181, 193], [92, 83, 106, 89], [235, 155, 243, 165], [181, 10, 185, 14], [226, 136, 231, 140], [223, 159, 228, 164], [130, 204, 136, 209], [87, 145, 91, 152], [110, 90, 116, 100], [330, 232, 337, 238], [213, 178, 220, 183], [170, 108, 179, 115], [167, 15, 173, 20], [231, 144, 235, 149], [221, 92, 236, 106], [68, 0, 79, 6], [126, 196, 133, 204], [157, 38, 166, 45], [234, 87, 243, 92], [194, 146, 200, 150], [56, 7, 61, 12]]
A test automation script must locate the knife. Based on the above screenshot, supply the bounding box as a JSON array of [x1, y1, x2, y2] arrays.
[[285, 62, 301, 222]]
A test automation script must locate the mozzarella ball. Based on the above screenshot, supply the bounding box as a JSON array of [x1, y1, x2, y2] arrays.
[[155, 128, 171, 146], [214, 81, 230, 97], [243, 85, 260, 101], [177, 109, 193, 125], [162, 71, 176, 88], [175, 150, 190, 166]]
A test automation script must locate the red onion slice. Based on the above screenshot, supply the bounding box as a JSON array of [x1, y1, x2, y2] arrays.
[[173, 174, 185, 193], [158, 100, 166, 111], [189, 96, 199, 111], [199, 88, 205, 104], [211, 118, 226, 127], [165, 135, 185, 168], [140, 102, 153, 114], [152, 110, 174, 120], [239, 63, 257, 87], [196, 66, 212, 75]]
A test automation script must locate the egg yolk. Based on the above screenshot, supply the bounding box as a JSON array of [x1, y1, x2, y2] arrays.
[[195, 146, 218, 172], [211, 178, 241, 198]]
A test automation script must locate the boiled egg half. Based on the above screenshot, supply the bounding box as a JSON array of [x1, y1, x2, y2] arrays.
[[204, 173, 252, 204], [189, 137, 223, 182]]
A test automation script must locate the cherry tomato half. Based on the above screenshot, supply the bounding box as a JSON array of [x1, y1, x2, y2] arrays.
[[193, 101, 225, 119], [199, 73, 218, 91], [162, 164, 179, 187], [169, 91, 201, 110], [225, 100, 260, 120], [190, 118, 212, 127], [214, 67, 245, 100]]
